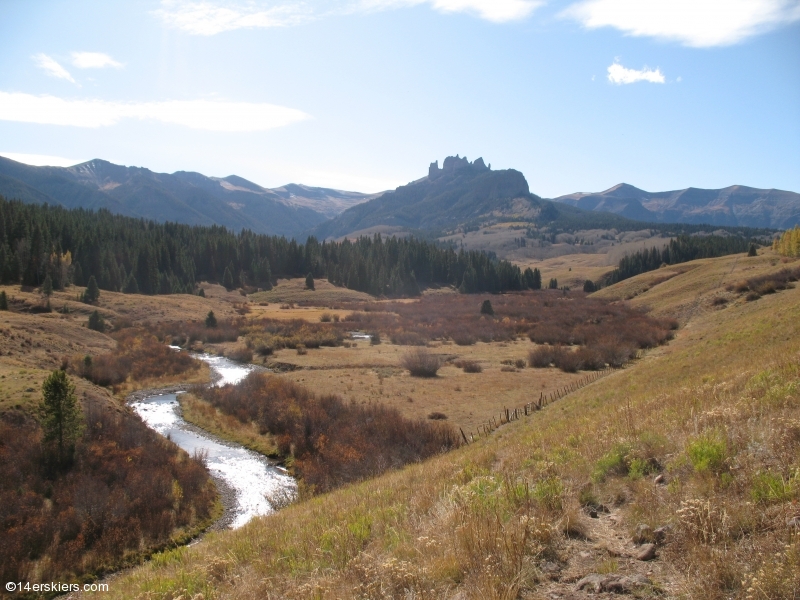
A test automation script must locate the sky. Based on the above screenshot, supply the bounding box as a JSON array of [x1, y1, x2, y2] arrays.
[[0, 0, 798, 198]]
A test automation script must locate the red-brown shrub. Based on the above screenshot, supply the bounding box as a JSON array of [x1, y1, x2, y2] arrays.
[[401, 348, 443, 377], [552, 347, 582, 373], [454, 359, 482, 373], [389, 331, 427, 346], [0, 398, 215, 584], [528, 346, 556, 368], [197, 374, 460, 492], [70, 329, 201, 386]]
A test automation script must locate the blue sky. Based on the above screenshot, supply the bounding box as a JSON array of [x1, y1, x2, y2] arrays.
[[0, 0, 798, 197]]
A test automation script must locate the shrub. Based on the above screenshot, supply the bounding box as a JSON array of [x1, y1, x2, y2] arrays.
[[452, 333, 476, 346], [514, 358, 526, 369], [319, 312, 332, 322], [226, 346, 254, 362], [553, 348, 581, 373], [70, 329, 200, 387], [197, 373, 461, 493], [528, 346, 555, 368], [573, 347, 605, 370], [296, 345, 308, 355], [401, 348, 442, 377], [370, 332, 382, 345], [687, 433, 727, 473], [455, 359, 482, 373], [389, 331, 427, 345], [0, 403, 215, 585], [427, 412, 448, 420]]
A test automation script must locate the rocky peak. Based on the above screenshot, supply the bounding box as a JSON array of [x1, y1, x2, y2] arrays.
[[428, 155, 490, 181]]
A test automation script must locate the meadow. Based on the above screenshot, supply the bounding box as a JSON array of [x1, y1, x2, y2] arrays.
[[75, 249, 799, 599], [3, 248, 799, 599]]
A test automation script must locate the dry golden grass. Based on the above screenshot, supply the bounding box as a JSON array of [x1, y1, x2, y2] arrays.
[[80, 251, 800, 600], [518, 253, 614, 289], [178, 392, 277, 456], [593, 250, 798, 320], [246, 303, 353, 322], [265, 338, 587, 432], [1, 282, 242, 325], [249, 278, 373, 305]]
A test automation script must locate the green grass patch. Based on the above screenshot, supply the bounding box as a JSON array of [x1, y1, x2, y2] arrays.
[[687, 432, 728, 473]]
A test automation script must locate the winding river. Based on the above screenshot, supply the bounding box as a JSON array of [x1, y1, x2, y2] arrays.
[[130, 354, 296, 529]]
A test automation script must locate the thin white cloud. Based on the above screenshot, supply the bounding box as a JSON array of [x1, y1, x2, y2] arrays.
[[71, 52, 124, 69], [153, 1, 313, 35], [0, 92, 311, 132], [32, 54, 76, 83], [0, 152, 86, 167], [153, 0, 542, 35], [562, 0, 800, 47], [607, 61, 665, 84], [358, 0, 543, 23]]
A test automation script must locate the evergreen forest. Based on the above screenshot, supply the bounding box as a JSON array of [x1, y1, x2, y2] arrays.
[[604, 234, 754, 285], [0, 197, 541, 297]]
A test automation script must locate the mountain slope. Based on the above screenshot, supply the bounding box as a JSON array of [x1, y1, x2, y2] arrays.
[[0, 157, 374, 237], [95, 252, 800, 599], [553, 183, 800, 228], [312, 156, 539, 239]]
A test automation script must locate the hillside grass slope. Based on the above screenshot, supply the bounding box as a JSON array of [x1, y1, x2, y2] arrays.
[[79, 251, 800, 599]]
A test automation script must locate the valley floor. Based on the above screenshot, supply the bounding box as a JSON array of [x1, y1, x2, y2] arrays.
[[58, 250, 799, 599]]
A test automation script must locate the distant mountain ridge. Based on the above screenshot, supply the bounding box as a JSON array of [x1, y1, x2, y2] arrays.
[[312, 155, 541, 239], [0, 157, 376, 238], [552, 183, 800, 229]]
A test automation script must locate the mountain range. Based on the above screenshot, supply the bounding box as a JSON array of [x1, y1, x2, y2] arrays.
[[0, 157, 376, 238], [552, 183, 800, 230], [1, 155, 797, 238]]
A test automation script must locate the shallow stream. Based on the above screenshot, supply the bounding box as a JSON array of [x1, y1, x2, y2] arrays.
[[130, 354, 295, 529]]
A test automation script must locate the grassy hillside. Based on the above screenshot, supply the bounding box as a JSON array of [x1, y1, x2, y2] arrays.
[[81, 250, 799, 599]]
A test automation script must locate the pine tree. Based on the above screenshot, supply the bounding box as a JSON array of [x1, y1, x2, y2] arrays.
[[223, 266, 234, 291], [42, 274, 53, 297], [305, 272, 315, 290], [205, 310, 217, 328], [83, 275, 100, 303], [549, 278, 558, 289], [88, 310, 105, 332], [123, 274, 139, 294], [748, 244, 757, 257], [0, 290, 8, 310], [39, 370, 83, 466], [531, 268, 542, 290], [583, 280, 596, 293], [480, 299, 494, 315]]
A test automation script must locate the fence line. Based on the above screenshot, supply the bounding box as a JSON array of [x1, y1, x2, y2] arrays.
[[461, 365, 618, 444]]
